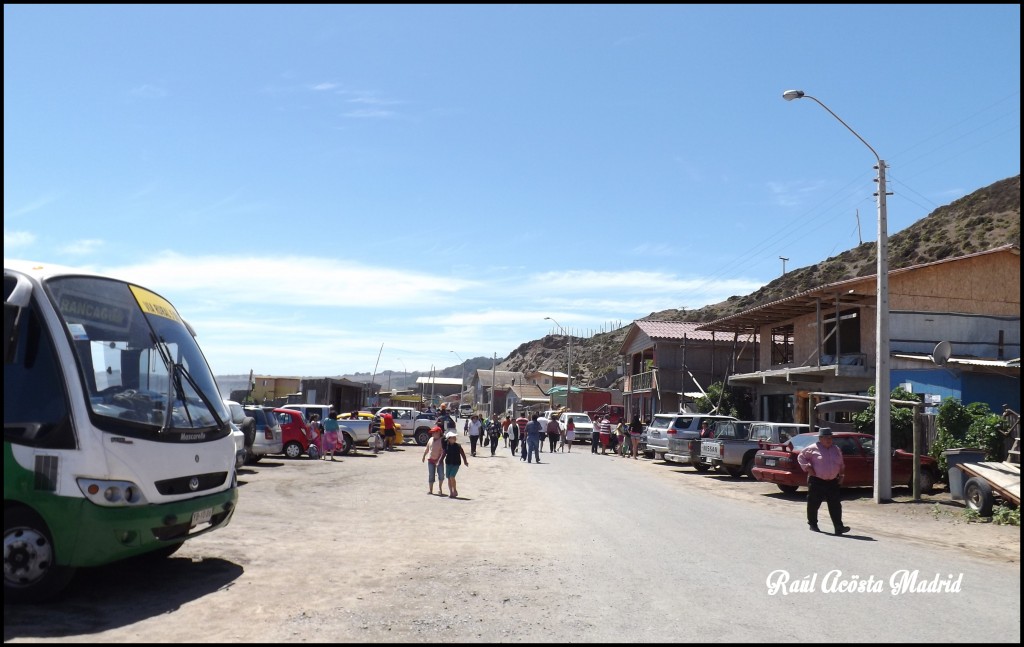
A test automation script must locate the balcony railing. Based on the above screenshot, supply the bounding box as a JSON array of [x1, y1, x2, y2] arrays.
[[625, 371, 654, 393]]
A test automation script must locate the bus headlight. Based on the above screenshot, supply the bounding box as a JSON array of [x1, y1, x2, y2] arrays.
[[77, 478, 149, 506]]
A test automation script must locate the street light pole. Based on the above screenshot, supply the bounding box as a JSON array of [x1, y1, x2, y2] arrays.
[[783, 89, 891, 503], [450, 350, 466, 413], [544, 317, 572, 411], [397, 357, 407, 393]]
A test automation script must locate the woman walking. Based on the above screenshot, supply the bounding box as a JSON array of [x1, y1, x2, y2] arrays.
[[422, 426, 446, 495]]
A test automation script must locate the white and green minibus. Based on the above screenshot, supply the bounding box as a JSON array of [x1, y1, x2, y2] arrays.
[[4, 260, 238, 602]]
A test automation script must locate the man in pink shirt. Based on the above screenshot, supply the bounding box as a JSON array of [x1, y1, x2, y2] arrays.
[[797, 428, 850, 535]]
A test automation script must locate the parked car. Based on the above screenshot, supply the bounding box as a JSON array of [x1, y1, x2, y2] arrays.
[[751, 432, 941, 494], [558, 412, 596, 444], [339, 411, 376, 420], [647, 413, 737, 462], [698, 421, 815, 478], [243, 405, 283, 462], [459, 404, 475, 418], [279, 404, 334, 425], [224, 399, 255, 467], [275, 407, 313, 459]]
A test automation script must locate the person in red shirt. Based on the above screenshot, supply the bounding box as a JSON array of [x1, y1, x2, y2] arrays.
[[515, 413, 529, 461], [381, 411, 397, 451]]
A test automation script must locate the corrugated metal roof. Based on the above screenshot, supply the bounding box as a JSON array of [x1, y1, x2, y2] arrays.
[[634, 320, 719, 341], [893, 353, 1021, 368], [477, 371, 525, 388], [415, 376, 463, 386]]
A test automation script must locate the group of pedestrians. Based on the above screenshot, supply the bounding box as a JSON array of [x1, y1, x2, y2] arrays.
[[306, 412, 342, 461], [589, 414, 644, 459]]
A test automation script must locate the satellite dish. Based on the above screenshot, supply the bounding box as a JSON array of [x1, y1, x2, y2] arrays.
[[931, 341, 952, 366]]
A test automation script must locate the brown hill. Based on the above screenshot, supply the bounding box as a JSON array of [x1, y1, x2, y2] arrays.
[[501, 174, 1021, 386]]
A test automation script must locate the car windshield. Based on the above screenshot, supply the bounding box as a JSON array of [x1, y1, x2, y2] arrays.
[[569, 415, 591, 425]]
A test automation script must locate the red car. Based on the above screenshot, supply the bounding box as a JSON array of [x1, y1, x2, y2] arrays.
[[752, 432, 940, 494], [274, 407, 313, 459]]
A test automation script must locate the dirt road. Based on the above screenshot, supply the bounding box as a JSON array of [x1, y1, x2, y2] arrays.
[[4, 438, 1019, 642]]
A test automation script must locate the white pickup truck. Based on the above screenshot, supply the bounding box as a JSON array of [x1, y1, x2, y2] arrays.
[[699, 422, 813, 478], [375, 407, 439, 446]]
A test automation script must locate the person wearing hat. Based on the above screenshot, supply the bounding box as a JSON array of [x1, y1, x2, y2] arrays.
[[422, 426, 446, 495], [797, 428, 850, 535], [442, 430, 469, 498]]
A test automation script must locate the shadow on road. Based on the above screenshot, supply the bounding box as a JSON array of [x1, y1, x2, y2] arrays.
[[3, 556, 243, 641]]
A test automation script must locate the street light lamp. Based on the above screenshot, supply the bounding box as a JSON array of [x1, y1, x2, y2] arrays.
[[544, 317, 572, 411], [450, 350, 466, 413], [783, 89, 891, 503]]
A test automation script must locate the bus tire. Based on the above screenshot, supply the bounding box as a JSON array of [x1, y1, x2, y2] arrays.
[[4, 507, 76, 604]]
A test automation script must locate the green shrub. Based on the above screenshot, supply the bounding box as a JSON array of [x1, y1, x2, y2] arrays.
[[962, 508, 983, 523], [965, 411, 1005, 462], [852, 385, 920, 450], [929, 398, 1004, 477], [992, 505, 1019, 526]]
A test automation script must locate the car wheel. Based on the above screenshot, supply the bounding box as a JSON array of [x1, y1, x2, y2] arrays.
[[743, 458, 755, 479], [643, 450, 654, 459], [415, 429, 430, 446], [338, 433, 353, 456], [777, 484, 799, 495], [913, 466, 937, 493], [248, 454, 262, 464], [4, 507, 76, 604], [963, 477, 994, 516], [284, 442, 303, 459], [724, 465, 744, 478], [694, 463, 712, 472]]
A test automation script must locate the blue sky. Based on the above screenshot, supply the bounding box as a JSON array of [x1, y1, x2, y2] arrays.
[[4, 5, 1020, 378]]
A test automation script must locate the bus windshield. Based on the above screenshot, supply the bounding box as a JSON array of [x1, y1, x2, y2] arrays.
[[47, 275, 226, 432]]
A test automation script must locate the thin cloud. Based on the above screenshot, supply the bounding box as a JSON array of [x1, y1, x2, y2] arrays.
[[342, 109, 397, 119], [59, 239, 105, 256], [767, 179, 825, 207], [7, 195, 57, 219], [3, 231, 36, 248]]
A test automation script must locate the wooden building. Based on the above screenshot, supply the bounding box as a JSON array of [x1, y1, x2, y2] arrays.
[[698, 245, 1020, 423]]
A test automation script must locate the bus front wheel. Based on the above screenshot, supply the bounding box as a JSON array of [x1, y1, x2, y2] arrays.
[[4, 507, 76, 604]]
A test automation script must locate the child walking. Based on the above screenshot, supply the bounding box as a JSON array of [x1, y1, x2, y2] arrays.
[[442, 431, 468, 498]]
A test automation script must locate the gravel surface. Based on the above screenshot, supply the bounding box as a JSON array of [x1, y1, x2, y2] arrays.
[[4, 436, 1019, 643]]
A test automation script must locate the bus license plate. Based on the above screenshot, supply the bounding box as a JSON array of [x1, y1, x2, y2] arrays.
[[191, 507, 213, 526]]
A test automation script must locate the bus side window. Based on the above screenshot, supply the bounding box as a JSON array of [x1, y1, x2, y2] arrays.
[[3, 301, 75, 449]]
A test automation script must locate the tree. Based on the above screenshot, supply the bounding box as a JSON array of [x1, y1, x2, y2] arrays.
[[693, 383, 753, 419], [852, 385, 920, 451], [929, 398, 1006, 476]]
